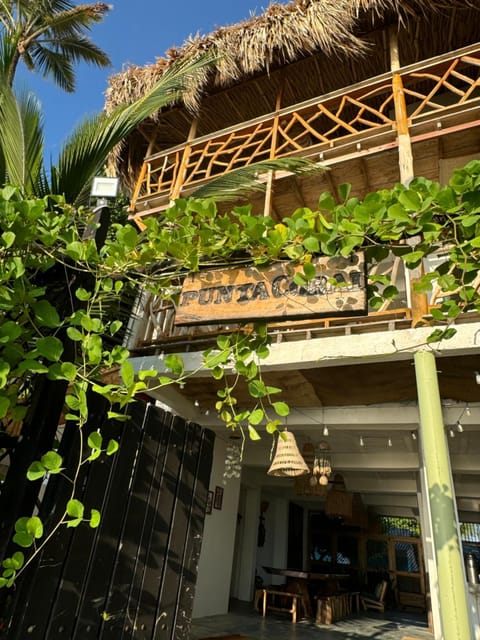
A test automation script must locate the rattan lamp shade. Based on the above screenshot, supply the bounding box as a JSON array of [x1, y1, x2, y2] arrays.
[[267, 431, 310, 477]]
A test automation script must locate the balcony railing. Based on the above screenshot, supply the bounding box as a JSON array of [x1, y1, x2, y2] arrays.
[[131, 43, 480, 214]]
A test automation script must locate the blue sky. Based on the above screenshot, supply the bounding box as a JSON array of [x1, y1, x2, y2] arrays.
[[16, 1, 275, 158]]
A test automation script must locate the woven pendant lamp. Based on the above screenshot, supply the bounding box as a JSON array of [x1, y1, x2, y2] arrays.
[[267, 431, 310, 477]]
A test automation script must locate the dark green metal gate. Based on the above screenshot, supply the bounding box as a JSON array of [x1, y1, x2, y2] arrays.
[[1, 399, 214, 639]]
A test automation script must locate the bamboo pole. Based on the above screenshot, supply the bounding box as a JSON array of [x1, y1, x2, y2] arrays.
[[170, 118, 198, 200], [389, 25, 429, 326], [263, 79, 284, 217], [414, 351, 472, 640]]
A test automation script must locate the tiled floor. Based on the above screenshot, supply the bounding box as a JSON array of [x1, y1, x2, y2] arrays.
[[190, 599, 434, 640]]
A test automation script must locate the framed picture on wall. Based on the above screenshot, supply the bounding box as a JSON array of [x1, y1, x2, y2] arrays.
[[214, 486, 224, 510], [206, 490, 213, 514]]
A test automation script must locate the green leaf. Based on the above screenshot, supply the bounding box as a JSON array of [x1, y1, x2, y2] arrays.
[[26, 461, 46, 481], [249, 408, 264, 425], [398, 189, 421, 211], [107, 411, 129, 421], [65, 241, 84, 261], [272, 401, 290, 417], [40, 451, 63, 473], [2, 231, 15, 248], [26, 517, 43, 539], [164, 354, 184, 376], [106, 439, 119, 455], [426, 329, 445, 344], [90, 509, 101, 528], [61, 362, 78, 381], [338, 183, 351, 202], [66, 327, 83, 341], [66, 499, 84, 519], [13, 532, 34, 548], [121, 361, 135, 387], [32, 300, 61, 328], [303, 261, 317, 280], [266, 420, 281, 434], [0, 395, 10, 418], [303, 236, 319, 253], [75, 288, 92, 301], [35, 336, 64, 361], [18, 359, 49, 374], [110, 320, 122, 335], [3, 551, 24, 571], [318, 192, 336, 211], [87, 431, 103, 450], [66, 518, 83, 528], [0, 320, 22, 343], [248, 379, 267, 398], [248, 425, 261, 440]]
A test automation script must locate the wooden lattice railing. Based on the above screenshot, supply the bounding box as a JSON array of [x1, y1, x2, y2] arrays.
[[131, 43, 480, 212]]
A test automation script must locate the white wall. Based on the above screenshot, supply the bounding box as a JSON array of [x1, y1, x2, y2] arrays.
[[192, 437, 241, 618]]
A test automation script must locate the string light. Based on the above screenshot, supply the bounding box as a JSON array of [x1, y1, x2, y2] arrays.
[[456, 420, 463, 433], [411, 431, 417, 440], [359, 436, 365, 447], [387, 438, 393, 447], [466, 404, 471, 417], [323, 425, 329, 436], [449, 428, 455, 438]]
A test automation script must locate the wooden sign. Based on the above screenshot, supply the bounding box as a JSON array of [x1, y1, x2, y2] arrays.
[[175, 253, 366, 326]]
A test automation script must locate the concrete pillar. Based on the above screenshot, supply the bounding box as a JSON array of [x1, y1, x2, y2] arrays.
[[417, 464, 443, 639], [236, 485, 261, 601], [414, 351, 472, 640]]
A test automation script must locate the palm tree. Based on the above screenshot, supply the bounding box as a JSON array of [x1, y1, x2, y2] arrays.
[[0, 54, 225, 202], [0, 0, 110, 92]]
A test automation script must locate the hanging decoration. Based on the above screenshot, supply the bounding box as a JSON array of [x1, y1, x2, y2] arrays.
[[267, 431, 310, 477], [294, 442, 330, 496], [223, 441, 242, 483], [311, 440, 332, 486]]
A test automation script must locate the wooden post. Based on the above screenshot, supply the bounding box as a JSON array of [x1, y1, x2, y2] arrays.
[[415, 351, 473, 640], [171, 118, 198, 200], [263, 79, 284, 217], [389, 26, 428, 326]]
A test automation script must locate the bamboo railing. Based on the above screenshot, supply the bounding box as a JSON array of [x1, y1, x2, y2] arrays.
[[131, 44, 480, 214]]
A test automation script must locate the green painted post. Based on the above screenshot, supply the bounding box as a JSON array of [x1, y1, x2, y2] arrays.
[[414, 350, 472, 640]]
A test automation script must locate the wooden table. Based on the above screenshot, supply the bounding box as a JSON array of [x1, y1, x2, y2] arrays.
[[262, 567, 349, 618]]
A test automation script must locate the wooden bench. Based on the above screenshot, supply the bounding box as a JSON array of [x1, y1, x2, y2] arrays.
[[261, 588, 305, 623], [316, 593, 353, 624]]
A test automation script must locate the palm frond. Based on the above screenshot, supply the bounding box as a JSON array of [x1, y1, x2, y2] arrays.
[[51, 52, 216, 205], [30, 43, 75, 91], [0, 83, 44, 193], [191, 158, 326, 201]]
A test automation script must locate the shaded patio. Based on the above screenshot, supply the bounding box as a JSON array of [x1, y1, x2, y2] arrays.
[[191, 598, 433, 640]]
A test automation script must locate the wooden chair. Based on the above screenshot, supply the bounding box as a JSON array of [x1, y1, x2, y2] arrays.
[[360, 579, 388, 613], [261, 588, 305, 623]]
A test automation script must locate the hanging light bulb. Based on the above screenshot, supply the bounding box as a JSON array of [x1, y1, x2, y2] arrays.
[[319, 474, 329, 486], [466, 404, 471, 417], [456, 420, 463, 433], [359, 436, 365, 447], [387, 438, 393, 447], [411, 431, 417, 440], [449, 427, 455, 438], [322, 425, 329, 436]]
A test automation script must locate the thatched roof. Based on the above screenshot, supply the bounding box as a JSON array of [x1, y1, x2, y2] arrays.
[[105, 0, 478, 112]]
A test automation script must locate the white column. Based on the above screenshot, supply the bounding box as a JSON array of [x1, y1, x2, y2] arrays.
[[236, 486, 261, 601]]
